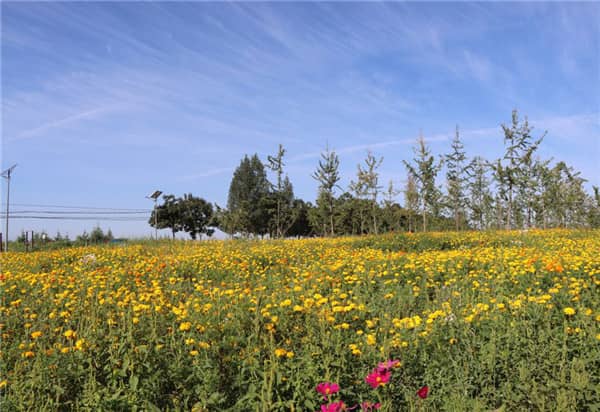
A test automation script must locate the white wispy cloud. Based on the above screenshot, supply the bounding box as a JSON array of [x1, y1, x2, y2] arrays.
[[8, 106, 118, 142]]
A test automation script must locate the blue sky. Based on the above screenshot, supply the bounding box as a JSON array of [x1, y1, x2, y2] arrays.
[[1, 2, 599, 239]]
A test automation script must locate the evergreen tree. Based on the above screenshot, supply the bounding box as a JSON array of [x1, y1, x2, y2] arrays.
[[444, 126, 469, 230], [362, 152, 383, 234], [349, 151, 383, 234], [312, 146, 341, 236], [227, 154, 271, 236], [266, 145, 296, 238], [90, 226, 105, 244], [495, 110, 545, 229], [287, 199, 313, 237], [467, 157, 494, 230], [403, 134, 442, 231]]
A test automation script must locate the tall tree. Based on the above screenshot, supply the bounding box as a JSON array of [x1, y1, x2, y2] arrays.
[[382, 180, 403, 232], [362, 151, 383, 234], [403, 134, 442, 232], [404, 173, 419, 232], [467, 157, 494, 230], [266, 145, 296, 238], [227, 154, 271, 236], [287, 199, 313, 237], [267, 144, 285, 238], [349, 170, 368, 234], [312, 146, 341, 236], [495, 110, 546, 229], [444, 126, 469, 230], [349, 151, 383, 234]]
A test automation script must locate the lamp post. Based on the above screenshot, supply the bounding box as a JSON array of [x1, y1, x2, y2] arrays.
[[146, 190, 162, 240], [1, 164, 17, 252]]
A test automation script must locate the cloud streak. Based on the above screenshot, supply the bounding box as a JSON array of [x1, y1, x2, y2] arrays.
[[9, 106, 119, 142]]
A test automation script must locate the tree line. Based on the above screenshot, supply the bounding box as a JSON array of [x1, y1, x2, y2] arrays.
[[150, 110, 600, 238]]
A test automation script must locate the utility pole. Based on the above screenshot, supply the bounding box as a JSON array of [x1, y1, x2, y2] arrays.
[[146, 190, 162, 240], [1, 164, 17, 252]]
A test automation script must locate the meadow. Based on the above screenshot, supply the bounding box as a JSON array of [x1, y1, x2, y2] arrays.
[[0, 230, 598, 411]]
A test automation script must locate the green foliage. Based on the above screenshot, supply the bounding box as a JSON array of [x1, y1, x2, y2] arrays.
[[149, 193, 214, 239], [312, 146, 341, 236], [444, 126, 470, 231], [226, 154, 271, 236], [404, 135, 443, 232]]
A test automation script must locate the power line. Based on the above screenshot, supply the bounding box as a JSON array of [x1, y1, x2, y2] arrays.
[[5, 215, 149, 221], [1, 210, 150, 215], [0, 203, 150, 211]]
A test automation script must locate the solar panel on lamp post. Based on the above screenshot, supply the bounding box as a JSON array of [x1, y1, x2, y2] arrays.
[[1, 164, 17, 252], [146, 190, 162, 240]]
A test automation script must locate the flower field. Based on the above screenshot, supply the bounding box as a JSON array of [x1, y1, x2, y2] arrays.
[[1, 230, 599, 411]]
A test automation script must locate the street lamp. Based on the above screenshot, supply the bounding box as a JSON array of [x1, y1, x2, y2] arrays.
[[1, 164, 17, 252], [146, 190, 162, 240]]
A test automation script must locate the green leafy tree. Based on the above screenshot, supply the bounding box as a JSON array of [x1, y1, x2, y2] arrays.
[[150, 194, 184, 239], [179, 193, 214, 240]]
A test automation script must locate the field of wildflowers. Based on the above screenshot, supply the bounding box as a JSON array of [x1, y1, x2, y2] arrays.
[[1, 229, 599, 411]]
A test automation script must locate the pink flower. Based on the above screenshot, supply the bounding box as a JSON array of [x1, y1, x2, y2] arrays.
[[376, 359, 400, 373], [417, 385, 429, 399], [316, 382, 340, 400], [320, 401, 345, 412], [365, 369, 391, 389]]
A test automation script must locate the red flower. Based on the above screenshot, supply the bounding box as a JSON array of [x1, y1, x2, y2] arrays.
[[320, 401, 345, 412], [365, 369, 391, 389], [417, 385, 429, 399], [316, 382, 340, 400]]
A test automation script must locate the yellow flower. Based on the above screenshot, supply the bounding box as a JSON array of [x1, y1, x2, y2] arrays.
[[21, 351, 35, 358], [63, 329, 76, 339], [0, 380, 7, 389], [179, 322, 192, 332], [274, 348, 287, 357], [563, 307, 576, 316], [30, 331, 43, 339], [189, 350, 199, 356], [75, 339, 86, 351]]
